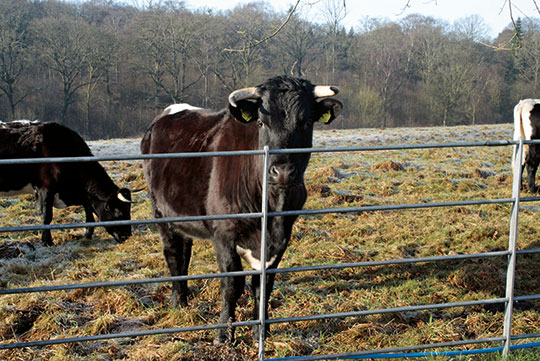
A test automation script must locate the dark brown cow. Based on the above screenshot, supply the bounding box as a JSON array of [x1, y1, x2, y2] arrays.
[[141, 76, 342, 343], [0, 121, 132, 245]]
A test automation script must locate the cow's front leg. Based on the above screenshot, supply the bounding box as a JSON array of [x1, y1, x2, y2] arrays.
[[251, 271, 277, 341], [83, 205, 95, 239], [213, 240, 245, 344], [37, 189, 54, 246]]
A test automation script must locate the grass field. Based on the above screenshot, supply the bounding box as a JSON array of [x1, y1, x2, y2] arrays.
[[1, 123, 540, 360]]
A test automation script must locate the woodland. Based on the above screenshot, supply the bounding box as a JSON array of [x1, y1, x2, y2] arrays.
[[0, 0, 539, 138]]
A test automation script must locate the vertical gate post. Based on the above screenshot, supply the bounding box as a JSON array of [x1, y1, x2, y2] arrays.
[[258, 146, 271, 361], [502, 138, 524, 357]]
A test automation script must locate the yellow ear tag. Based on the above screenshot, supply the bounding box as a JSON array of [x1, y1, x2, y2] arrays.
[[241, 109, 252, 122], [319, 111, 331, 123]]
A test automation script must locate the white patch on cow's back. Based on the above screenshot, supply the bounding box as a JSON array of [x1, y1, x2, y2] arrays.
[[0, 120, 40, 128], [163, 103, 201, 115], [0, 183, 33, 197], [236, 245, 277, 270]]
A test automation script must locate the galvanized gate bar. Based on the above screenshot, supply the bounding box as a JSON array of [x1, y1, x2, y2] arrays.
[[0, 139, 521, 166], [264, 337, 507, 361], [265, 297, 507, 325], [502, 137, 523, 356], [516, 247, 540, 254], [267, 250, 511, 274], [512, 332, 540, 340], [0, 250, 510, 295], [0, 269, 261, 295], [0, 212, 263, 233], [0, 198, 519, 234], [269, 198, 515, 218], [514, 294, 540, 302], [0, 149, 265, 165], [259, 145, 271, 360], [0, 319, 261, 350]]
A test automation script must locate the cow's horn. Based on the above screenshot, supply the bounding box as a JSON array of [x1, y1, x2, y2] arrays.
[[228, 87, 258, 107], [117, 192, 132, 203], [314, 85, 339, 98]]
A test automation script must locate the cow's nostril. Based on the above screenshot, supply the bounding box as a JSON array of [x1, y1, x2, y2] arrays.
[[269, 165, 279, 176], [289, 166, 297, 180]]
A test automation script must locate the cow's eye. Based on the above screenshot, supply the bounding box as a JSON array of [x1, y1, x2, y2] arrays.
[[257, 119, 264, 128], [304, 120, 313, 130]]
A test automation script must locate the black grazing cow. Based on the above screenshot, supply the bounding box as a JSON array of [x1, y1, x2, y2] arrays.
[[141, 76, 342, 343], [0, 121, 133, 246], [513, 99, 540, 192]]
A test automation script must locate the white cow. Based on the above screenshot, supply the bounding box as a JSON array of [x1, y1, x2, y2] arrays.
[[513, 98, 540, 192]]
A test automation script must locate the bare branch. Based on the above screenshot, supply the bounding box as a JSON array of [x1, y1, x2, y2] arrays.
[[397, 0, 412, 16], [223, 0, 301, 52], [533, 0, 540, 15], [478, 0, 521, 51]]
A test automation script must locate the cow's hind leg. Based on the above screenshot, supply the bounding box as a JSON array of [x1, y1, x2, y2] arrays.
[[161, 231, 193, 307], [37, 189, 54, 246], [526, 144, 540, 193]]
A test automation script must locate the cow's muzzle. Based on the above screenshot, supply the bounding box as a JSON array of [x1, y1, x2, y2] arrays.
[[268, 163, 298, 187]]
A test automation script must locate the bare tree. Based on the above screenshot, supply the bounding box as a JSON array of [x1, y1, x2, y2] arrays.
[[274, 13, 319, 77], [513, 19, 540, 94], [218, 3, 274, 88], [452, 14, 489, 42], [32, 16, 98, 124], [0, 0, 33, 120], [130, 3, 200, 108], [321, 0, 347, 80]]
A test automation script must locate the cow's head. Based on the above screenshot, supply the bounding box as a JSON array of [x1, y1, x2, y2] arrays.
[[228, 76, 342, 187], [94, 187, 132, 243]]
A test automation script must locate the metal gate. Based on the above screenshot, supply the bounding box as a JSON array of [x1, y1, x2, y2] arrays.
[[1, 138, 539, 360]]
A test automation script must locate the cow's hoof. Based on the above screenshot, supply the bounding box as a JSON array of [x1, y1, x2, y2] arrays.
[[171, 292, 188, 307], [214, 333, 234, 345], [213, 337, 226, 345], [215, 322, 235, 345]]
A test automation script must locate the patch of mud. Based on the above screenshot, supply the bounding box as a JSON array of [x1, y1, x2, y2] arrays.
[[472, 168, 495, 179], [306, 184, 332, 197], [0, 241, 35, 259], [370, 160, 405, 172], [331, 191, 363, 204], [0, 303, 44, 337]]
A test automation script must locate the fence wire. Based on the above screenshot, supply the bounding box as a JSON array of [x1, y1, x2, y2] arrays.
[[0, 139, 539, 359]]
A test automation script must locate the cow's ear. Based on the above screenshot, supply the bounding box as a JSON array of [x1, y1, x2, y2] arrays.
[[229, 99, 259, 124], [315, 98, 342, 124]]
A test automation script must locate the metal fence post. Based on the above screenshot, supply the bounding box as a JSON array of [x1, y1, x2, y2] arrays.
[[258, 145, 271, 361], [502, 138, 523, 357]]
